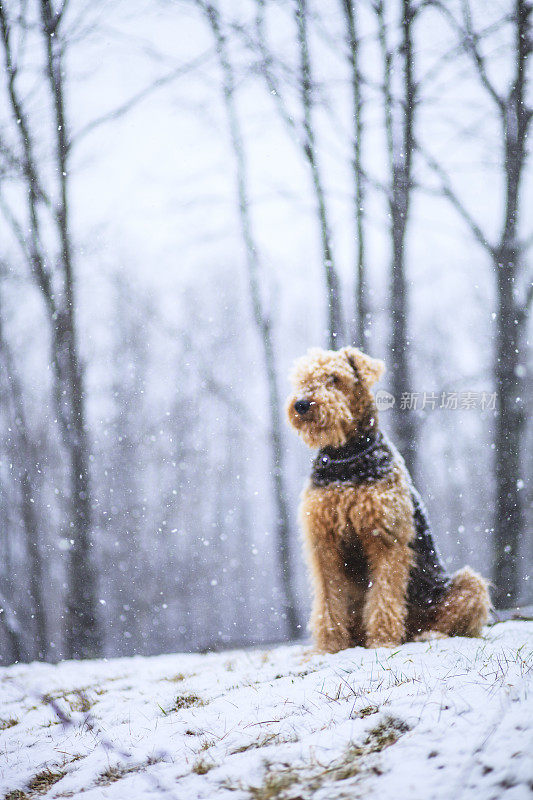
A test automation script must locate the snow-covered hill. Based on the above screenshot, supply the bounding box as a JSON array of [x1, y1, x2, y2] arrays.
[[1, 622, 532, 800]]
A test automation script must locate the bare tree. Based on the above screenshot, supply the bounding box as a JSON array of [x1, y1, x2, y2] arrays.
[[194, 0, 301, 639], [0, 589, 25, 663], [374, 0, 419, 477], [0, 287, 48, 660], [238, 0, 345, 348], [295, 0, 344, 347], [425, 0, 533, 607], [340, 0, 369, 347], [0, 1, 100, 657]]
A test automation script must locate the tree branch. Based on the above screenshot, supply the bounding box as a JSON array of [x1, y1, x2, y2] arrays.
[[418, 144, 494, 255], [430, 0, 505, 110], [460, 0, 506, 111], [250, 2, 302, 140], [71, 49, 214, 148], [0, 6, 51, 206], [518, 276, 533, 322]]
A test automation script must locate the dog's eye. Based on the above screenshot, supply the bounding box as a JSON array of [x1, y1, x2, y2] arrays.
[[327, 375, 339, 386]]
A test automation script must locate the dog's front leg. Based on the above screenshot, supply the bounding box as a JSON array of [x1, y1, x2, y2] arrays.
[[300, 494, 355, 654], [359, 534, 412, 648], [307, 540, 354, 653]]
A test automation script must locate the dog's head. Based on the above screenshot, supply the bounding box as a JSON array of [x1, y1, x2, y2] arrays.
[[286, 346, 385, 449]]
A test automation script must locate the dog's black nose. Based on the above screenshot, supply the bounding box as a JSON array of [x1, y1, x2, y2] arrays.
[[294, 398, 312, 415]]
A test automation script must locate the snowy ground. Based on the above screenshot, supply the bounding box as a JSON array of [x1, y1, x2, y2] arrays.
[[1, 622, 532, 800]]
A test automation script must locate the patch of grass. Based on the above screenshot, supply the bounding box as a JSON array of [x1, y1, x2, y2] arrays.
[[199, 739, 216, 751], [69, 693, 92, 713], [231, 733, 299, 755], [163, 672, 189, 683], [192, 758, 214, 775], [0, 718, 18, 730], [232, 738, 275, 755], [364, 716, 410, 752], [27, 768, 65, 793], [4, 754, 87, 800], [273, 668, 316, 680], [248, 767, 298, 800], [95, 766, 126, 786], [242, 715, 410, 798], [170, 694, 205, 712], [95, 756, 161, 787], [95, 763, 147, 787], [42, 690, 93, 715], [320, 753, 361, 783], [352, 704, 380, 719]]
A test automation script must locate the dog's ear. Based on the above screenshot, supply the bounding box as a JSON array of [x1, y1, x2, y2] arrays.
[[342, 347, 385, 387]]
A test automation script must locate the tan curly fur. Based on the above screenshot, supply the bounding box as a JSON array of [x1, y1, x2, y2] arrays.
[[287, 346, 491, 653]]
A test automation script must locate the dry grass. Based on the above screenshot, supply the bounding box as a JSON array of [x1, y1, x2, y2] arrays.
[[161, 672, 191, 683], [364, 716, 410, 752], [0, 718, 18, 731], [170, 693, 205, 712], [94, 764, 137, 786], [199, 738, 216, 751], [351, 704, 380, 719], [243, 715, 410, 798], [42, 690, 94, 715], [192, 758, 214, 775], [27, 768, 65, 793], [231, 733, 299, 755], [95, 756, 161, 787], [248, 767, 298, 800]]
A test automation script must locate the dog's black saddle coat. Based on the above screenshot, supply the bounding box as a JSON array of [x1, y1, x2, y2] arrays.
[[311, 430, 450, 609], [407, 489, 450, 608]]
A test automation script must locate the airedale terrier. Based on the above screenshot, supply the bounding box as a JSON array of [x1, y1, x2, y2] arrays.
[[287, 346, 490, 652]]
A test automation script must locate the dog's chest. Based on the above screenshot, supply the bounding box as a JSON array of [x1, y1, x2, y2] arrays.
[[300, 481, 373, 538], [301, 482, 370, 581]]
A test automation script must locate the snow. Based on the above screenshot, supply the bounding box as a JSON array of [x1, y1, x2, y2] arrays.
[[1, 622, 532, 800]]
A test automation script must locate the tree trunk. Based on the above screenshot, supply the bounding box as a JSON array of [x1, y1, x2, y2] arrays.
[[0, 301, 48, 660], [0, 590, 25, 664], [202, 0, 301, 639], [263, 328, 301, 637], [377, 0, 418, 476], [389, 195, 417, 477], [40, 0, 100, 658], [492, 259, 526, 607], [20, 470, 48, 660], [491, 0, 531, 606], [295, 0, 344, 348], [414, 0, 531, 604], [251, 0, 344, 348], [341, 0, 368, 347]]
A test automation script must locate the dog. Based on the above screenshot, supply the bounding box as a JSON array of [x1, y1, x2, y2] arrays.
[[286, 346, 491, 652]]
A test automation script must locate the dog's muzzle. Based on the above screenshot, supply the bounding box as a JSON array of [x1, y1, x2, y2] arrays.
[[294, 398, 312, 416]]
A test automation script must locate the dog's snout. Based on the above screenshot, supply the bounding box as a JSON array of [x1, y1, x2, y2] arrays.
[[294, 398, 312, 416]]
